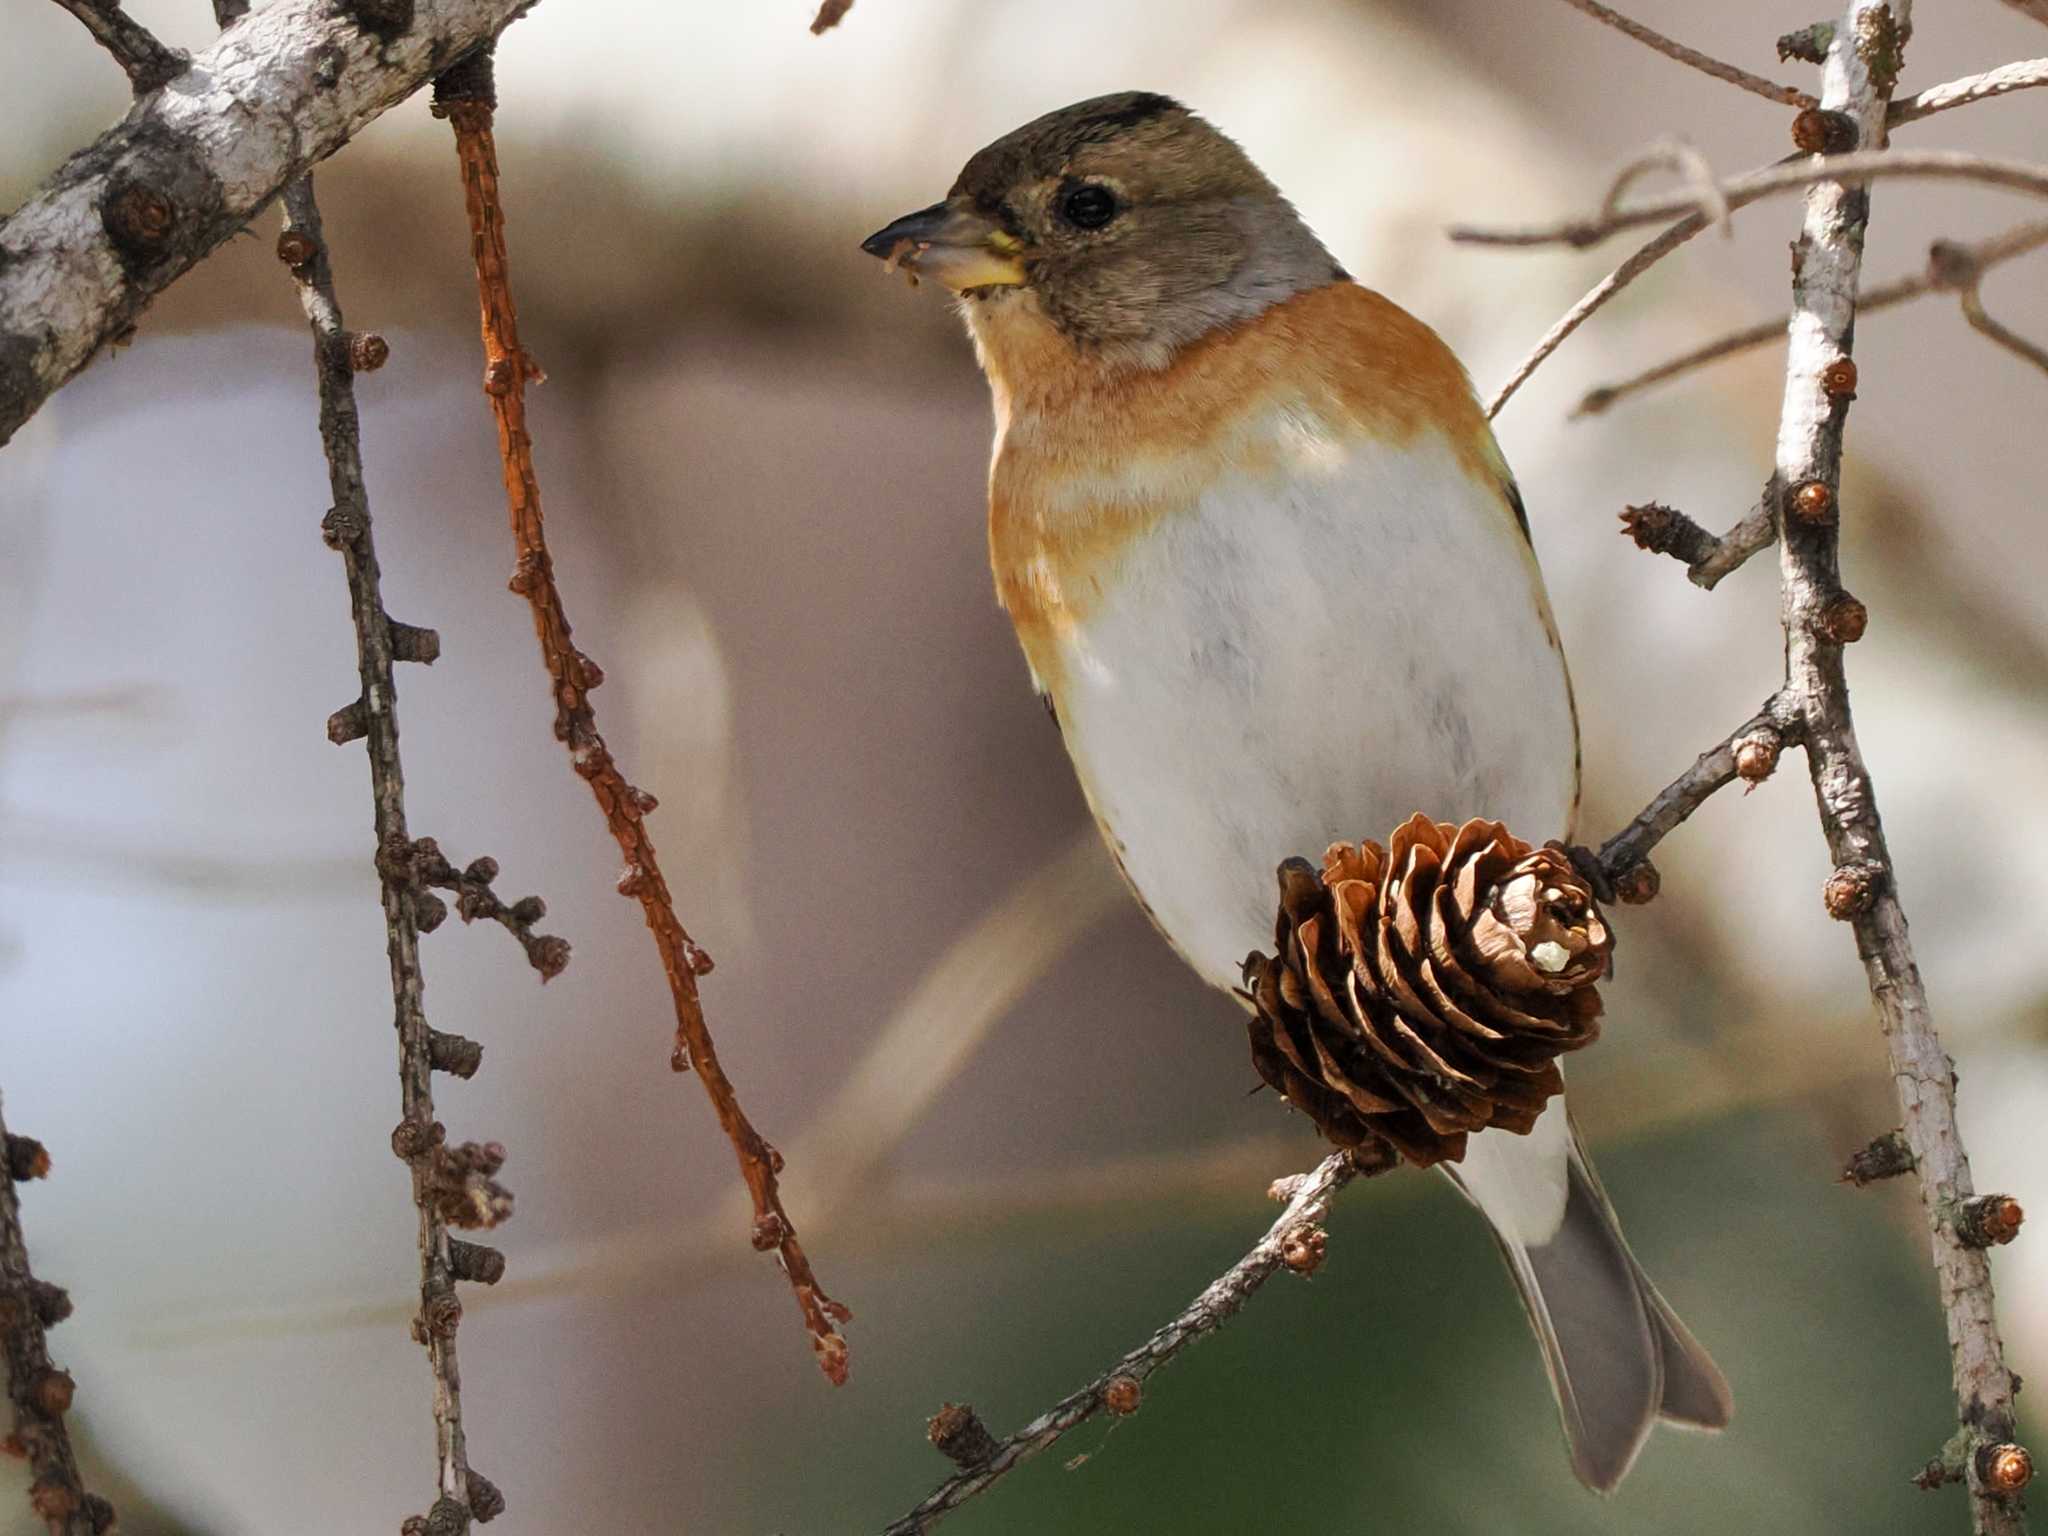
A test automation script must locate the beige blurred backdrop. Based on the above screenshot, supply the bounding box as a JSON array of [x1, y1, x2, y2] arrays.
[[3, 1, 2046, 1532]]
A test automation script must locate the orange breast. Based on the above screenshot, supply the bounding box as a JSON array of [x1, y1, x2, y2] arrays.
[[978, 282, 1507, 692]]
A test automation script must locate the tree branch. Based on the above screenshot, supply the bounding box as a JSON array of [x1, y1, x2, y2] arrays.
[[230, 12, 517, 1496], [1551, 0, 1817, 107], [1574, 219, 2048, 415], [0, 0, 536, 451], [0, 1103, 109, 1535], [45, 0, 187, 95], [1485, 205, 1724, 417], [1591, 699, 1800, 886], [1933, 239, 2048, 376], [1771, 8, 2027, 1531], [1888, 57, 2048, 125], [883, 1151, 1382, 1535], [1999, 0, 2048, 28], [1451, 148, 2048, 249], [431, 52, 850, 1384]]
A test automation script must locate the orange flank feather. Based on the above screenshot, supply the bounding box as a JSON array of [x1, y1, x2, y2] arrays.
[[977, 281, 1511, 692]]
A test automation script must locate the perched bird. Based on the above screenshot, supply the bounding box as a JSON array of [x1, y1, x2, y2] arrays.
[[862, 92, 1730, 1490]]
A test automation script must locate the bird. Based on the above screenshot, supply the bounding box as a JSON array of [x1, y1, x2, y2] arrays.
[[861, 91, 1730, 1491]]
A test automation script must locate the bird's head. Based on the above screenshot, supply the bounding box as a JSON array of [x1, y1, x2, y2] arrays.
[[862, 93, 1344, 371]]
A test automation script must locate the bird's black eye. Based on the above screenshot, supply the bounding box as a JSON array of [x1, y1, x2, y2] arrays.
[[1060, 183, 1118, 230]]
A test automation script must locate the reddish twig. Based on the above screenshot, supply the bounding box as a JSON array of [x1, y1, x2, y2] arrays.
[[432, 50, 849, 1384], [0, 1105, 109, 1536]]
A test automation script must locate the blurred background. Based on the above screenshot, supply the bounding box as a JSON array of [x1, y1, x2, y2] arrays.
[[3, 1, 2046, 1531]]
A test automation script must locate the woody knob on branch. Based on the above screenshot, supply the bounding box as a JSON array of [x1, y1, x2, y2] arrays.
[[1242, 815, 1611, 1168]]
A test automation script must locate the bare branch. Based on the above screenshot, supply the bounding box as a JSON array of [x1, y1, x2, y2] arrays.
[[1999, 0, 2048, 28], [1616, 493, 1782, 588], [45, 0, 186, 94], [1574, 220, 2048, 415], [432, 52, 851, 1384], [1889, 58, 2048, 126], [1592, 699, 1799, 886], [1450, 149, 2048, 249], [0, 1101, 109, 1536], [1485, 208, 1719, 417], [883, 1151, 1382, 1535], [1551, 0, 1816, 107], [1930, 238, 2048, 376], [1771, 8, 2027, 1530], [0, 0, 534, 450]]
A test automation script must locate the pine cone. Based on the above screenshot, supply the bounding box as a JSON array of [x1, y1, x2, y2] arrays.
[[1241, 815, 1610, 1168]]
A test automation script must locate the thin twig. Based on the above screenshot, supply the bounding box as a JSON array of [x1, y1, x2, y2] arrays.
[[0, 1101, 107, 1536], [1551, 0, 1816, 107], [1451, 149, 2048, 249], [1574, 220, 2048, 415], [432, 51, 851, 1383], [1592, 699, 1798, 884], [1485, 207, 1719, 417], [1772, 9, 2027, 1530], [1888, 58, 2048, 126], [1616, 492, 1782, 589], [280, 176, 507, 1534], [1999, 0, 2048, 28], [883, 1152, 1375, 1535], [1932, 239, 2048, 377], [45, 0, 186, 93], [810, 0, 854, 33], [223, 0, 517, 1501]]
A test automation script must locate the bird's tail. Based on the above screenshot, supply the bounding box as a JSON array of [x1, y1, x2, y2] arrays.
[[1450, 1120, 1733, 1491]]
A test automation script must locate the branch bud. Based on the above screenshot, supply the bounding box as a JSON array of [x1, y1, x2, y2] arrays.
[[1841, 1128, 1914, 1186], [1102, 1375, 1142, 1416], [1791, 108, 1858, 155], [346, 332, 391, 373], [1956, 1194, 2025, 1249], [1790, 480, 1836, 525], [1978, 1442, 2033, 1495], [448, 1239, 506, 1285], [1814, 593, 1868, 645], [428, 1029, 483, 1079], [465, 1469, 506, 1524], [1823, 861, 1885, 920], [1281, 1225, 1329, 1276], [1821, 357, 1858, 399], [1733, 726, 1782, 787], [1612, 859, 1660, 906], [927, 1402, 1000, 1469], [6, 1134, 50, 1181], [276, 230, 316, 269]]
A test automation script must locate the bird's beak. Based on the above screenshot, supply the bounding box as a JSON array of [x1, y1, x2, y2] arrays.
[[860, 201, 1027, 292]]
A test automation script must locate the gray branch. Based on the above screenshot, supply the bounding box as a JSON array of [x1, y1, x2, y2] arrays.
[[883, 1152, 1376, 1534], [1773, 7, 2026, 1532], [0, 0, 536, 450]]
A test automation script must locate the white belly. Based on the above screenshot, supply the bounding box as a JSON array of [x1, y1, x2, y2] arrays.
[[1050, 431, 1577, 994]]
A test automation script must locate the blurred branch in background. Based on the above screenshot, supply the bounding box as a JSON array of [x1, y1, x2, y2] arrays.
[[0, 1100, 108, 1536], [431, 51, 852, 1384], [1551, 0, 1816, 108], [1466, 1, 2039, 1528], [0, 0, 533, 449], [1575, 219, 2048, 415], [1482, 54, 2048, 417]]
